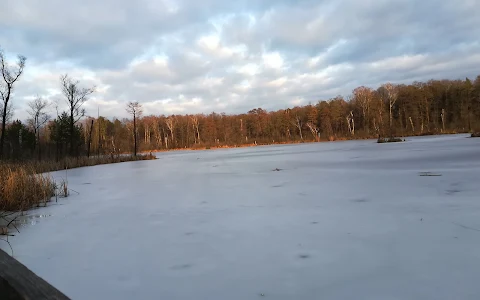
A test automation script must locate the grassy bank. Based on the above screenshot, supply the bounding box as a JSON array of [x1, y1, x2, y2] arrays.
[[0, 164, 55, 212], [31, 153, 156, 173]]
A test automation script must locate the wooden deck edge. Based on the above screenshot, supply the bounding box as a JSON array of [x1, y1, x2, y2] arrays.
[[0, 249, 70, 300]]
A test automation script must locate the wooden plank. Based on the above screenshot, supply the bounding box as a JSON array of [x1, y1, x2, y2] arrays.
[[0, 249, 70, 300]]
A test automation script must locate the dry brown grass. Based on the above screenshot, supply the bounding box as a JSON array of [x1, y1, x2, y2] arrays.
[[0, 163, 55, 212], [31, 153, 156, 173]]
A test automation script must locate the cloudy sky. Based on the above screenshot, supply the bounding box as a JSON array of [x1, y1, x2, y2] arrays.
[[1, 0, 479, 120]]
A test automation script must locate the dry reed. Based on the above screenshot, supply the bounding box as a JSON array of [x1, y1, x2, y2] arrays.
[[0, 163, 55, 212], [31, 153, 156, 173]]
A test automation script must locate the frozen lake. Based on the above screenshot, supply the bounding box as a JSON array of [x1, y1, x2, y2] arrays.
[[2, 134, 480, 299]]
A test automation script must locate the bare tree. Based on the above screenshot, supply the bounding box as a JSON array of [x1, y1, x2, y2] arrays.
[[126, 101, 143, 156], [152, 117, 162, 149], [143, 118, 151, 145], [165, 116, 175, 147], [306, 122, 320, 141], [353, 86, 373, 134], [86, 118, 94, 158], [27, 96, 50, 160], [409, 116, 415, 133], [190, 115, 201, 144], [60, 74, 95, 156], [0, 47, 26, 158], [346, 111, 355, 136], [291, 115, 303, 140], [383, 83, 398, 133]]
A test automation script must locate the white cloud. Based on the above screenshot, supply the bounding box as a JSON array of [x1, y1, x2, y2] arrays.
[[262, 52, 284, 69], [198, 35, 220, 50], [1, 0, 479, 121], [237, 64, 260, 76]]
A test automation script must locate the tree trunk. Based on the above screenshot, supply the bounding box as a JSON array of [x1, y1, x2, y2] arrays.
[[409, 117, 415, 133], [87, 119, 94, 158], [424, 97, 430, 131], [97, 117, 101, 157], [192, 124, 197, 144], [70, 107, 75, 157], [37, 130, 42, 161], [133, 114, 137, 156], [0, 90, 10, 159], [389, 102, 393, 135], [441, 109, 445, 133]]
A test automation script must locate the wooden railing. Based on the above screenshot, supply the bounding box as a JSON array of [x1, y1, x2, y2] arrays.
[[0, 249, 70, 299]]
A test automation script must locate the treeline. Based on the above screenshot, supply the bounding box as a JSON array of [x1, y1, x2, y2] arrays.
[[1, 46, 480, 161], [80, 76, 480, 153], [7, 76, 480, 160]]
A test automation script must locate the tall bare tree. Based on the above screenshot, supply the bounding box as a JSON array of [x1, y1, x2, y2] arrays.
[[291, 115, 303, 140], [60, 74, 95, 156], [0, 47, 26, 158], [190, 115, 201, 144], [306, 122, 320, 141], [165, 116, 176, 146], [27, 96, 50, 160], [152, 117, 162, 149], [126, 101, 143, 156], [383, 83, 398, 133], [353, 86, 373, 134], [86, 118, 95, 158], [346, 111, 355, 136]]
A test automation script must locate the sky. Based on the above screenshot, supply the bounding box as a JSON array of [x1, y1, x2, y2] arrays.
[[1, 0, 480, 121]]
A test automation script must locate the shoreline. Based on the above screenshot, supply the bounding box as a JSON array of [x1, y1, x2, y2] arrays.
[[135, 131, 469, 154]]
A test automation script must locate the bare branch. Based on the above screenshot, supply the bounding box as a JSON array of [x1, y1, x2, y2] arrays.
[[126, 101, 143, 156], [0, 50, 26, 86], [27, 96, 51, 133], [60, 74, 95, 123], [125, 101, 143, 117], [60, 73, 95, 156], [0, 237, 13, 256]]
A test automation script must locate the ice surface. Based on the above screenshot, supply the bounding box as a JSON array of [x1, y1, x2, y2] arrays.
[[2, 134, 480, 300]]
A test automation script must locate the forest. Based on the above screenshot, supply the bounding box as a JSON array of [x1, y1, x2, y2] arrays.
[[1, 46, 480, 162], [79, 76, 480, 156]]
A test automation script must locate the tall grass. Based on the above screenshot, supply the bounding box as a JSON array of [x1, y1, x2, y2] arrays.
[[0, 163, 55, 212], [31, 153, 156, 173]]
